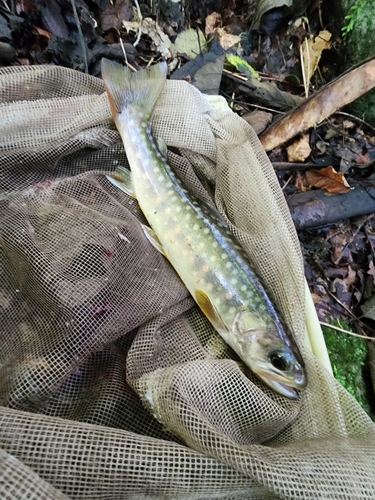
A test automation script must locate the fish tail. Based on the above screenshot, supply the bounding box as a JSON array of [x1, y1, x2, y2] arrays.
[[101, 58, 168, 123]]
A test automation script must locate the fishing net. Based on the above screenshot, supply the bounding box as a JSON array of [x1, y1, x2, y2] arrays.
[[0, 63, 374, 499]]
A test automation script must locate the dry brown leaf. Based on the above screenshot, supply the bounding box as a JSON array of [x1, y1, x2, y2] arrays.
[[294, 171, 310, 192], [286, 134, 311, 162], [305, 166, 351, 194], [205, 12, 221, 35], [215, 28, 241, 50], [301, 30, 331, 92], [100, 0, 132, 32], [34, 26, 53, 39], [241, 110, 273, 135]]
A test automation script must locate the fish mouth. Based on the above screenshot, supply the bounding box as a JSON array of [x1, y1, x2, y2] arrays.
[[252, 365, 306, 399]]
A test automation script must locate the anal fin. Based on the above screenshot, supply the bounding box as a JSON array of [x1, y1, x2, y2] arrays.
[[141, 224, 168, 259]]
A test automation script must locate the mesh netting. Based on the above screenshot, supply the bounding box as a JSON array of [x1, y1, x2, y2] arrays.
[[0, 63, 374, 499]]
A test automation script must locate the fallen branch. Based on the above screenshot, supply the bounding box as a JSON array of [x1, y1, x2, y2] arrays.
[[260, 56, 375, 151]]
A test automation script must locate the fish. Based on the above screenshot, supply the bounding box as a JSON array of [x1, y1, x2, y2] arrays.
[[101, 58, 307, 399]]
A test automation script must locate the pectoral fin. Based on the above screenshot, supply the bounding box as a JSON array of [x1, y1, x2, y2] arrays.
[[195, 289, 227, 332], [106, 167, 135, 198], [141, 224, 168, 259]]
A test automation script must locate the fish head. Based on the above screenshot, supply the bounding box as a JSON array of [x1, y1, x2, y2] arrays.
[[232, 310, 307, 399]]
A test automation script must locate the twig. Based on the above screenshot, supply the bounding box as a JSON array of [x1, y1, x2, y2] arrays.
[[133, 0, 142, 48], [281, 174, 293, 190], [320, 321, 374, 340], [300, 37, 308, 98], [1, 0, 10, 11], [220, 91, 283, 115], [70, 0, 88, 74], [119, 37, 127, 63], [272, 162, 328, 171], [335, 111, 375, 135], [223, 68, 248, 82], [119, 36, 137, 72]]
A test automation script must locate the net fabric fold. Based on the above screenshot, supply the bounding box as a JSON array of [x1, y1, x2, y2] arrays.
[[0, 64, 374, 499]]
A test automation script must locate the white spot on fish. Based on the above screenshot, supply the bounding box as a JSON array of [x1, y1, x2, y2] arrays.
[[171, 196, 177, 202], [203, 228, 210, 235], [153, 167, 159, 173], [166, 181, 173, 188], [185, 214, 191, 220], [225, 261, 231, 269], [176, 206, 182, 212], [206, 283, 213, 291], [157, 175, 164, 182], [230, 278, 238, 286], [229, 306, 236, 314], [240, 285, 247, 292], [221, 253, 228, 260], [209, 255, 216, 262], [193, 224, 199, 231], [225, 292, 231, 300], [212, 242, 218, 248]]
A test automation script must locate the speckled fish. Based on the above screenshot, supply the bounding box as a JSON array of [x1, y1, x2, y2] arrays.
[[101, 58, 307, 398]]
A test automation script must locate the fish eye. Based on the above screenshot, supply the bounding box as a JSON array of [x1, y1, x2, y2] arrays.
[[269, 352, 289, 371]]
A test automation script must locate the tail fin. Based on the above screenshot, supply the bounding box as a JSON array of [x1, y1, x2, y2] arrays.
[[101, 59, 168, 123]]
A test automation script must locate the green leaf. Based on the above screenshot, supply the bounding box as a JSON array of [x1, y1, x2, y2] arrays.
[[225, 54, 261, 81]]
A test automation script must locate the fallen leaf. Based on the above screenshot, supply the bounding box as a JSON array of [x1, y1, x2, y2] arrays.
[[301, 30, 331, 94], [368, 260, 375, 285], [122, 18, 172, 58], [33, 26, 52, 39], [286, 134, 311, 162], [342, 119, 356, 129], [305, 166, 351, 194], [343, 265, 357, 289], [216, 28, 241, 50], [294, 171, 310, 192], [226, 53, 260, 80], [315, 140, 327, 154], [241, 110, 273, 135], [100, 0, 132, 32], [173, 28, 207, 58], [205, 12, 221, 35]]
